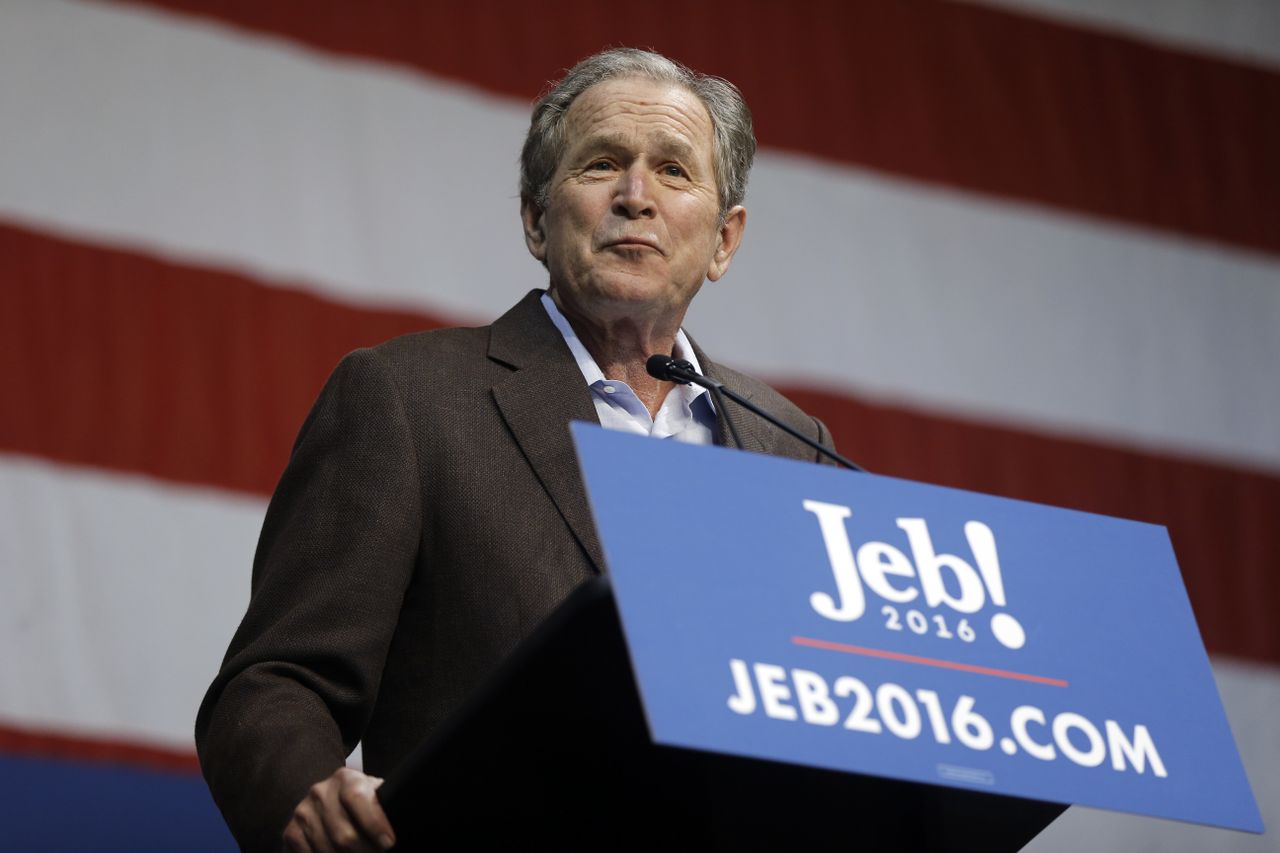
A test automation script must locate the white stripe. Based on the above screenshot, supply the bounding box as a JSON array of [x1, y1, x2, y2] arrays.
[[0, 454, 264, 750], [965, 0, 1280, 69], [2, 0, 1278, 472], [0, 0, 533, 319]]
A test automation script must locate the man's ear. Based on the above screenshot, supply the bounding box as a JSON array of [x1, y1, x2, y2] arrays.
[[521, 196, 548, 263], [707, 205, 747, 282]]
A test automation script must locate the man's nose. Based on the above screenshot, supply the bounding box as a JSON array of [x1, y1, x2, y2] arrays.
[[611, 166, 655, 219]]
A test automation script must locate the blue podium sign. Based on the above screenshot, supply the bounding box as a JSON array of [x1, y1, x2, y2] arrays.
[[571, 423, 1262, 833]]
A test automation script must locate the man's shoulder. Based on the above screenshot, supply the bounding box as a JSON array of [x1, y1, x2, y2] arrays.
[[367, 323, 491, 366], [354, 289, 551, 378], [310, 325, 499, 414], [324, 291, 561, 402], [326, 324, 482, 379]]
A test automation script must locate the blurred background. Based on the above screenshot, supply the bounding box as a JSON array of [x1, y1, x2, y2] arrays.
[[1, 0, 1277, 849]]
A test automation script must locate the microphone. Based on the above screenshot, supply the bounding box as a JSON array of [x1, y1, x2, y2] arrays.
[[645, 354, 712, 387], [645, 355, 863, 471]]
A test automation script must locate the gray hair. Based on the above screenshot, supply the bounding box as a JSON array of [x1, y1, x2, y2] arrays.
[[520, 48, 756, 215]]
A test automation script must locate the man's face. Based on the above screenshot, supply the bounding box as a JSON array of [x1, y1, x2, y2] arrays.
[[522, 77, 745, 326]]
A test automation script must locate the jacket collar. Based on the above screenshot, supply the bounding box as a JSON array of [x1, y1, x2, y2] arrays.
[[488, 291, 606, 574], [487, 290, 769, 574]]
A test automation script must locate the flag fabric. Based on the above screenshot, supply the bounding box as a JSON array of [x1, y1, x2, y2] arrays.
[[1, 1, 1276, 848]]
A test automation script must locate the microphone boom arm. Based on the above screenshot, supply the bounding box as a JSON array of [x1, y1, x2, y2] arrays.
[[647, 355, 864, 472]]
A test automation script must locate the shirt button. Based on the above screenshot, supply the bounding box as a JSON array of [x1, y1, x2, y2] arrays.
[[603, 385, 616, 393]]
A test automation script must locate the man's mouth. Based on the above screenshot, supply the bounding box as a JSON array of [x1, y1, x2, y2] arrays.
[[605, 237, 662, 254]]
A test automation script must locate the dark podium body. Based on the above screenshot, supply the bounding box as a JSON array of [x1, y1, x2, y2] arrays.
[[380, 578, 1064, 851]]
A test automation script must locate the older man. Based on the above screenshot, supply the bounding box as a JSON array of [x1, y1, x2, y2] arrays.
[[196, 48, 834, 852]]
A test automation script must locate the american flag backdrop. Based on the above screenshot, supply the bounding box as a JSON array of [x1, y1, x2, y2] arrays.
[[1, 1, 1277, 849]]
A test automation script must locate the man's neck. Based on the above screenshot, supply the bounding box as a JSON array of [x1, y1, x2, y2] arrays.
[[550, 290, 683, 417]]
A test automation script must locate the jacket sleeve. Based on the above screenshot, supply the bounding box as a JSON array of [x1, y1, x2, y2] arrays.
[[195, 347, 423, 852]]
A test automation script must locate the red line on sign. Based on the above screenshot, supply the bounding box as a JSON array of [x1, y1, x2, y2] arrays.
[[791, 636, 1069, 687]]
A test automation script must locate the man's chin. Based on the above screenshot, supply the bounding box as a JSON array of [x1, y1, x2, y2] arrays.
[[553, 277, 697, 324], [596, 279, 681, 306]]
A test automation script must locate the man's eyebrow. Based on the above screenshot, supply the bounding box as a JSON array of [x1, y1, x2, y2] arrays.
[[574, 131, 698, 161], [653, 134, 697, 161]]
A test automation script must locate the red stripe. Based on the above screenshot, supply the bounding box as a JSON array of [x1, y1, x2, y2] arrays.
[[0, 222, 439, 497], [105, 0, 1280, 256], [3, 220, 1277, 668], [791, 636, 1070, 687], [0, 722, 199, 774]]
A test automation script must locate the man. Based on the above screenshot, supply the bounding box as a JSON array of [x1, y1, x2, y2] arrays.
[[196, 48, 835, 851]]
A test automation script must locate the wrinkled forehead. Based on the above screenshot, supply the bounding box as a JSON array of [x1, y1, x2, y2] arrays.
[[561, 76, 715, 159]]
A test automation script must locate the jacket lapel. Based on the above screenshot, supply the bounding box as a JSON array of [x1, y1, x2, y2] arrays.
[[694, 340, 771, 456], [488, 291, 607, 574]]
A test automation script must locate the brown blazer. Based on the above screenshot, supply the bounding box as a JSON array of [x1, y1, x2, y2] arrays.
[[195, 289, 834, 850]]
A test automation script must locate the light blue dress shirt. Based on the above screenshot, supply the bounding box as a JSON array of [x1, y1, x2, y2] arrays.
[[541, 292, 716, 445]]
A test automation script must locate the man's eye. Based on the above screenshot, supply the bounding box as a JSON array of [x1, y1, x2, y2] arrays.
[[662, 164, 686, 178], [588, 160, 613, 171]]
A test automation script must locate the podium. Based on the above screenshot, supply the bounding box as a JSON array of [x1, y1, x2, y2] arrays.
[[379, 576, 1064, 850], [379, 424, 1260, 847]]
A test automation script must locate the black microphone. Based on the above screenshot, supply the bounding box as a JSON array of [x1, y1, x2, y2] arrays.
[[645, 354, 712, 387], [645, 355, 863, 471]]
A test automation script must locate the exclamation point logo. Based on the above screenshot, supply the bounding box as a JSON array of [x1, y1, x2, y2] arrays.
[[963, 520, 1025, 649]]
